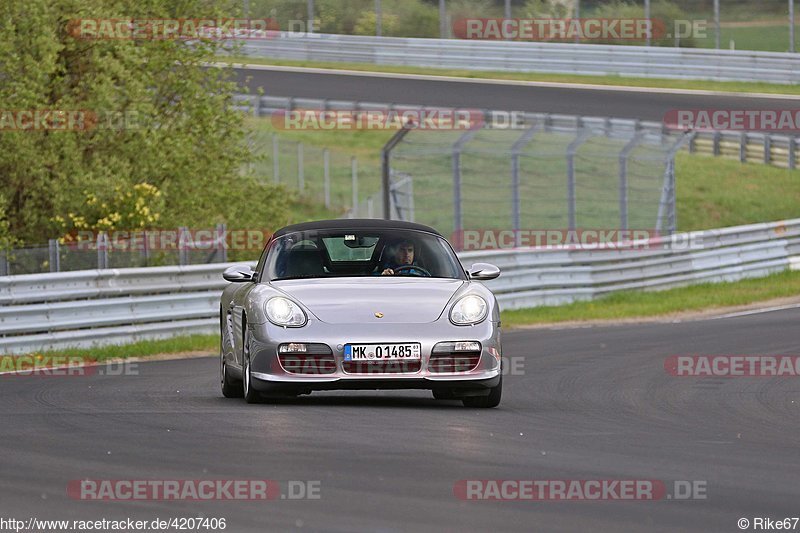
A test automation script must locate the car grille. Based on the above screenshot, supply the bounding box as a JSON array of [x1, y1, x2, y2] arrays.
[[342, 360, 422, 374], [428, 342, 482, 373], [278, 344, 336, 375]]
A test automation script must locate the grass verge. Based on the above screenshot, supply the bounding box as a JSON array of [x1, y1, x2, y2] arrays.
[[224, 56, 800, 96], [501, 270, 800, 327], [13, 334, 219, 363]]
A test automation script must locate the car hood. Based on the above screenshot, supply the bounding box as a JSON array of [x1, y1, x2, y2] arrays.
[[272, 277, 466, 324]]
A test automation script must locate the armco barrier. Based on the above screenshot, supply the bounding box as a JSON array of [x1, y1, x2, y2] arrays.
[[1, 219, 799, 354], [237, 33, 800, 84]]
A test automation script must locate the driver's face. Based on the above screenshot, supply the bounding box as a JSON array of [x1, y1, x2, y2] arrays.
[[395, 244, 414, 265]]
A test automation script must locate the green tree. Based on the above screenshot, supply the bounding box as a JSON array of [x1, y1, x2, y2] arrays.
[[0, 0, 288, 245]]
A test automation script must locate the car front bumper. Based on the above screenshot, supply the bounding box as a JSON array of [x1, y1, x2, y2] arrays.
[[246, 318, 502, 394]]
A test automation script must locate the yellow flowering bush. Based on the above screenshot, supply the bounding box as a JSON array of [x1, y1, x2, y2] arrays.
[[54, 182, 165, 243]]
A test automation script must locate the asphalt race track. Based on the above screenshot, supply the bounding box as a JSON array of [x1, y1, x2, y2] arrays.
[[233, 66, 800, 121], [3, 307, 800, 532]]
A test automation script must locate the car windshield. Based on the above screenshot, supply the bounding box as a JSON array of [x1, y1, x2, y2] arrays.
[[264, 229, 466, 281]]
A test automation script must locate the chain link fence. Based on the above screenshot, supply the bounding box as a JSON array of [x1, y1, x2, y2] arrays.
[[0, 226, 229, 276], [246, 129, 380, 213], [381, 115, 692, 247]]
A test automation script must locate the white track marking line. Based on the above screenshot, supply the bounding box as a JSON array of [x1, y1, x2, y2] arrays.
[[707, 302, 800, 320]]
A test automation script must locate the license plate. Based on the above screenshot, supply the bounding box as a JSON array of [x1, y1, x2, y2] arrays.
[[344, 343, 421, 361]]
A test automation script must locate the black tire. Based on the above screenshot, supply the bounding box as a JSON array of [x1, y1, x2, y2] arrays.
[[221, 359, 244, 398], [242, 329, 261, 404], [462, 376, 502, 408], [220, 317, 243, 398]]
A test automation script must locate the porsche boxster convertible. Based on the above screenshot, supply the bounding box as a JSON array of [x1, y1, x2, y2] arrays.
[[219, 219, 502, 407]]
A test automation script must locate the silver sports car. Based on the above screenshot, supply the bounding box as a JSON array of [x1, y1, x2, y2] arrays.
[[219, 219, 503, 407]]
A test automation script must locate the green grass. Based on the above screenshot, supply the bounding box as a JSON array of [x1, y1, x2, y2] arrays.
[[501, 270, 800, 327], [676, 153, 800, 231], [223, 56, 800, 96], [12, 334, 218, 363], [695, 24, 796, 53]]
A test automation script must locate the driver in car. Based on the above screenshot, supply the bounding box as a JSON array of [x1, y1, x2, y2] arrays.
[[380, 239, 425, 276]]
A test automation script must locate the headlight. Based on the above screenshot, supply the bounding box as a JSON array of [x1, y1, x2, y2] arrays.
[[450, 295, 488, 325], [265, 297, 307, 327]]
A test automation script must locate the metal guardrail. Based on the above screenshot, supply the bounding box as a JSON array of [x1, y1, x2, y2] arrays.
[[238, 34, 800, 84], [1, 219, 799, 354]]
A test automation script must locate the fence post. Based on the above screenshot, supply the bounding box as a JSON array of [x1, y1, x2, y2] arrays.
[[789, 0, 795, 53], [764, 134, 772, 164], [619, 132, 644, 232], [566, 130, 593, 231], [511, 123, 543, 247], [272, 134, 279, 183], [48, 239, 60, 273], [143, 230, 150, 267], [0, 249, 8, 276], [375, 0, 382, 36], [178, 226, 189, 266], [740, 132, 747, 163], [667, 159, 677, 234], [452, 129, 480, 238], [381, 121, 414, 219], [790, 137, 797, 169], [713, 131, 721, 156], [252, 95, 261, 117], [217, 223, 228, 263], [351, 157, 358, 217], [297, 142, 305, 192], [438, 0, 446, 39], [657, 131, 695, 235], [323, 148, 331, 208], [97, 232, 108, 270]]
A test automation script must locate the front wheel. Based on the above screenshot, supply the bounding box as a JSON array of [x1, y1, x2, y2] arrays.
[[462, 375, 502, 408], [220, 322, 243, 398], [220, 359, 243, 398], [242, 330, 261, 404]]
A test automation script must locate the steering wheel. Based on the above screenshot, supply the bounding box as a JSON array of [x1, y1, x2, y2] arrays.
[[393, 264, 432, 277]]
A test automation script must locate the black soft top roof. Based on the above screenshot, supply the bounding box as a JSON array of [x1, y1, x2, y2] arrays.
[[272, 219, 443, 238]]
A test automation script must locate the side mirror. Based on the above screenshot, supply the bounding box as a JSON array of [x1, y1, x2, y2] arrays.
[[467, 262, 500, 281], [223, 264, 255, 283]]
